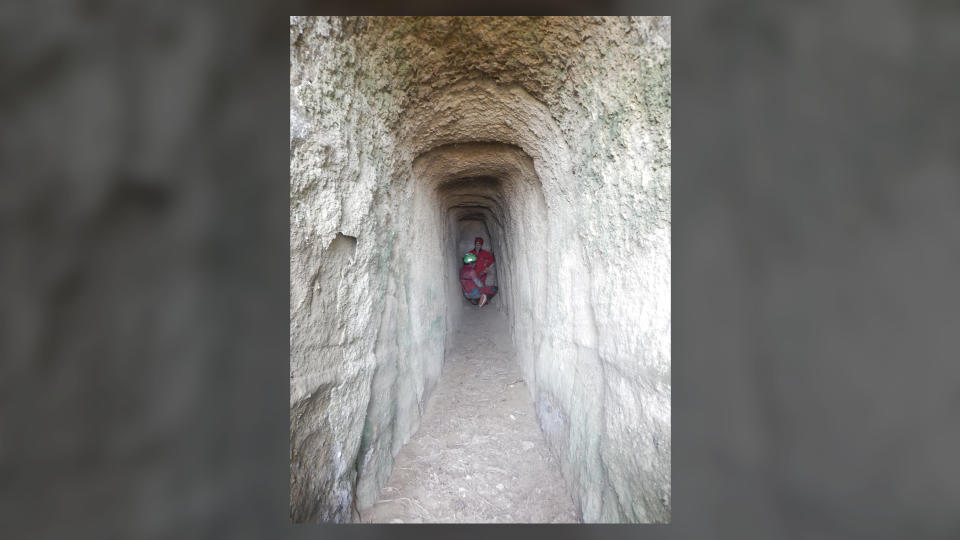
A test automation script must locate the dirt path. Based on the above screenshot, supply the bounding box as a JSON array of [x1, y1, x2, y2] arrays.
[[360, 303, 579, 523]]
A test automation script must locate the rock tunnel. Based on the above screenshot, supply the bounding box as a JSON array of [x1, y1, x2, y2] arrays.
[[290, 16, 671, 523]]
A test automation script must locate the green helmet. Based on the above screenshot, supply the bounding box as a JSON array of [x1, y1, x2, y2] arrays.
[[463, 253, 477, 264]]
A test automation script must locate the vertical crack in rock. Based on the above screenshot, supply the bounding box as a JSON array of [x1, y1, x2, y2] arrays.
[[291, 16, 670, 523]]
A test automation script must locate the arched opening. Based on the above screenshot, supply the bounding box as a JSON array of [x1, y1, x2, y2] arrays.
[[412, 142, 549, 351]]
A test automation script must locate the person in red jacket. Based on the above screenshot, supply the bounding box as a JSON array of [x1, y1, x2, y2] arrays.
[[467, 237, 495, 278], [460, 252, 498, 307]]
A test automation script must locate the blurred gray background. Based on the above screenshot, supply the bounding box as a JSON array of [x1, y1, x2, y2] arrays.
[[2, 1, 959, 539]]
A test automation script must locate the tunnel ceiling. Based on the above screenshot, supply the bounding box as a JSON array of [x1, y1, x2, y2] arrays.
[[345, 16, 589, 118], [437, 176, 502, 196], [414, 143, 542, 233]]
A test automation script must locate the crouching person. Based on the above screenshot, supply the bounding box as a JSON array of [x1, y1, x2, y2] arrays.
[[460, 252, 498, 307]]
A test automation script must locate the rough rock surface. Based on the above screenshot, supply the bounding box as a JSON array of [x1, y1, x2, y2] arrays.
[[361, 304, 578, 523], [290, 16, 671, 523]]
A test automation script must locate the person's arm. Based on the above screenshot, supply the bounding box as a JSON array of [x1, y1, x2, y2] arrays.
[[466, 266, 483, 288], [483, 253, 494, 277]]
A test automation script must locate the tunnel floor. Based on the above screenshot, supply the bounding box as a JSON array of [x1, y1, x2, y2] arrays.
[[360, 304, 578, 523]]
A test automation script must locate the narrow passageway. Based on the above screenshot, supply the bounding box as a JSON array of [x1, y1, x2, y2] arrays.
[[361, 304, 578, 523], [291, 16, 671, 523]]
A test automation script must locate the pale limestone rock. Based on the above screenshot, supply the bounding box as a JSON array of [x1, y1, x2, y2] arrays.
[[290, 16, 670, 523]]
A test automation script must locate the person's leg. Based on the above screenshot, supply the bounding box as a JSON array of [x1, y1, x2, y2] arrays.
[[478, 285, 497, 307], [464, 288, 481, 304]]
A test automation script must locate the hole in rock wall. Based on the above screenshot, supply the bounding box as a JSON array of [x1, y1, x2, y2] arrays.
[[330, 232, 357, 259]]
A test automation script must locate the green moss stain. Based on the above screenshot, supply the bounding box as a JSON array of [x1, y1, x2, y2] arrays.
[[429, 316, 443, 340]]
